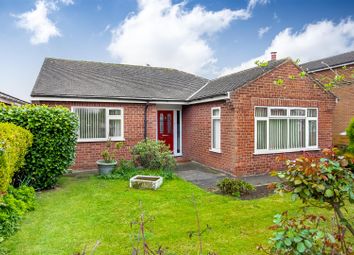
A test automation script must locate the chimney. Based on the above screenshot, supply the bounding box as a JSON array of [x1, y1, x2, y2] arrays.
[[271, 51, 277, 61]]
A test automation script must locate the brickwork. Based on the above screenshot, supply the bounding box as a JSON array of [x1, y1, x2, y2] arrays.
[[309, 65, 354, 145]]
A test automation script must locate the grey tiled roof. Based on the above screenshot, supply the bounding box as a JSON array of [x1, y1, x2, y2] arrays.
[[189, 58, 288, 100], [0, 91, 28, 105], [300, 51, 354, 72], [31, 58, 208, 101], [32, 57, 289, 102]]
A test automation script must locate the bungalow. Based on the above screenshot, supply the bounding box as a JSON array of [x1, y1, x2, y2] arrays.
[[31, 54, 336, 176], [301, 51, 354, 146]]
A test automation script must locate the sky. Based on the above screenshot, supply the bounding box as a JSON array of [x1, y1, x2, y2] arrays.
[[1, 0, 354, 101]]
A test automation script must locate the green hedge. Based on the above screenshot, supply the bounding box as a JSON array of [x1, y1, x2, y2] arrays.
[[0, 104, 79, 190], [0, 123, 33, 195], [347, 118, 354, 153], [0, 185, 35, 242]]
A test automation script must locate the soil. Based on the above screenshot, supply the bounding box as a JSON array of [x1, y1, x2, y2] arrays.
[[240, 185, 274, 200]]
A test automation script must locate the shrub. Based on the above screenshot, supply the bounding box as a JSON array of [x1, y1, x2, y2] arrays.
[[347, 118, 354, 153], [258, 212, 347, 255], [217, 178, 255, 198], [0, 104, 79, 190], [0, 123, 33, 196], [131, 139, 176, 171], [98, 160, 176, 180], [0, 185, 35, 242], [272, 148, 354, 236]]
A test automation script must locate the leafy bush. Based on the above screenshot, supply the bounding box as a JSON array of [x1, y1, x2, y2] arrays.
[[0, 185, 35, 242], [0, 104, 79, 190], [217, 178, 255, 198], [131, 139, 176, 171], [0, 123, 33, 196], [98, 160, 176, 180], [272, 148, 354, 235], [347, 118, 354, 153], [258, 212, 347, 255]]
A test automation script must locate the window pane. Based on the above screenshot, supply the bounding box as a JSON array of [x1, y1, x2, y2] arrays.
[[177, 111, 181, 153], [270, 109, 287, 116], [75, 108, 106, 139], [109, 119, 121, 137], [289, 119, 305, 148], [212, 119, 220, 149], [269, 119, 288, 150], [308, 120, 317, 146], [290, 109, 306, 116], [212, 108, 220, 117], [256, 120, 267, 149], [109, 109, 121, 115], [308, 109, 317, 117], [255, 107, 267, 117]]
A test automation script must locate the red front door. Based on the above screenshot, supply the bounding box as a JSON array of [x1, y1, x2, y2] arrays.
[[158, 111, 174, 151]]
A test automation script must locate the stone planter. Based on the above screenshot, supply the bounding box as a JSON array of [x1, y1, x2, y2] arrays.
[[129, 175, 163, 190], [96, 160, 117, 175]]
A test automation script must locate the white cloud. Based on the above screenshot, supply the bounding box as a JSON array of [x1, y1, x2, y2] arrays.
[[107, 0, 267, 75], [222, 18, 354, 75], [13, 0, 73, 45], [258, 26, 270, 38], [60, 0, 74, 5]]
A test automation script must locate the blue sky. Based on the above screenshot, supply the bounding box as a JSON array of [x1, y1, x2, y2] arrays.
[[1, 0, 354, 101]]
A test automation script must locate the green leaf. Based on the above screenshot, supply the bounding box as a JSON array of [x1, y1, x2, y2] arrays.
[[284, 238, 292, 246], [304, 240, 312, 248], [325, 189, 334, 197], [294, 179, 302, 185], [294, 236, 302, 243], [296, 242, 306, 253]]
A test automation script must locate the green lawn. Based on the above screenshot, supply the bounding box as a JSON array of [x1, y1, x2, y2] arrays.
[[2, 175, 353, 255]]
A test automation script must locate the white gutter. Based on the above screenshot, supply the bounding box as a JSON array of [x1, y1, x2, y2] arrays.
[[31, 94, 230, 105]]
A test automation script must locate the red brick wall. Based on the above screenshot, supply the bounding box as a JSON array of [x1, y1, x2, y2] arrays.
[[232, 60, 336, 176], [309, 64, 354, 145], [182, 60, 336, 176], [182, 101, 235, 173], [34, 101, 156, 170]]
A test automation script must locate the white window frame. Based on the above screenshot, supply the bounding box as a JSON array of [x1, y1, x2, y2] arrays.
[[210, 107, 221, 153], [254, 106, 319, 154], [72, 106, 124, 142]]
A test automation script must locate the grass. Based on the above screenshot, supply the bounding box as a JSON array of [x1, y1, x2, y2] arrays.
[[2, 175, 353, 255]]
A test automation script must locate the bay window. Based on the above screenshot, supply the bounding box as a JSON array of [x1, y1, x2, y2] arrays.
[[211, 107, 221, 152], [73, 107, 124, 142], [255, 107, 318, 153]]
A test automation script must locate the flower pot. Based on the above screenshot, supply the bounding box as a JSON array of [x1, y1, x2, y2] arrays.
[[96, 160, 117, 175]]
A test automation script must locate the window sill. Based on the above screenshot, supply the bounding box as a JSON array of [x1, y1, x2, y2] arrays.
[[77, 138, 125, 143], [209, 148, 222, 154], [254, 148, 320, 155]]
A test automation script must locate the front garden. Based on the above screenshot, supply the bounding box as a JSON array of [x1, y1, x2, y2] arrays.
[[1, 104, 354, 254], [4, 175, 353, 255]]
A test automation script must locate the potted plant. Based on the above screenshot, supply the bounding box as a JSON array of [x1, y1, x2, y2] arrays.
[[97, 139, 124, 175]]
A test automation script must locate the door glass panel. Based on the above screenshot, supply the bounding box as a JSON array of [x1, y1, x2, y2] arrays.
[[167, 113, 172, 134], [159, 113, 164, 134]]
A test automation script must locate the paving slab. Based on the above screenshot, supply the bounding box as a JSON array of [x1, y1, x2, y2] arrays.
[[175, 161, 280, 190]]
